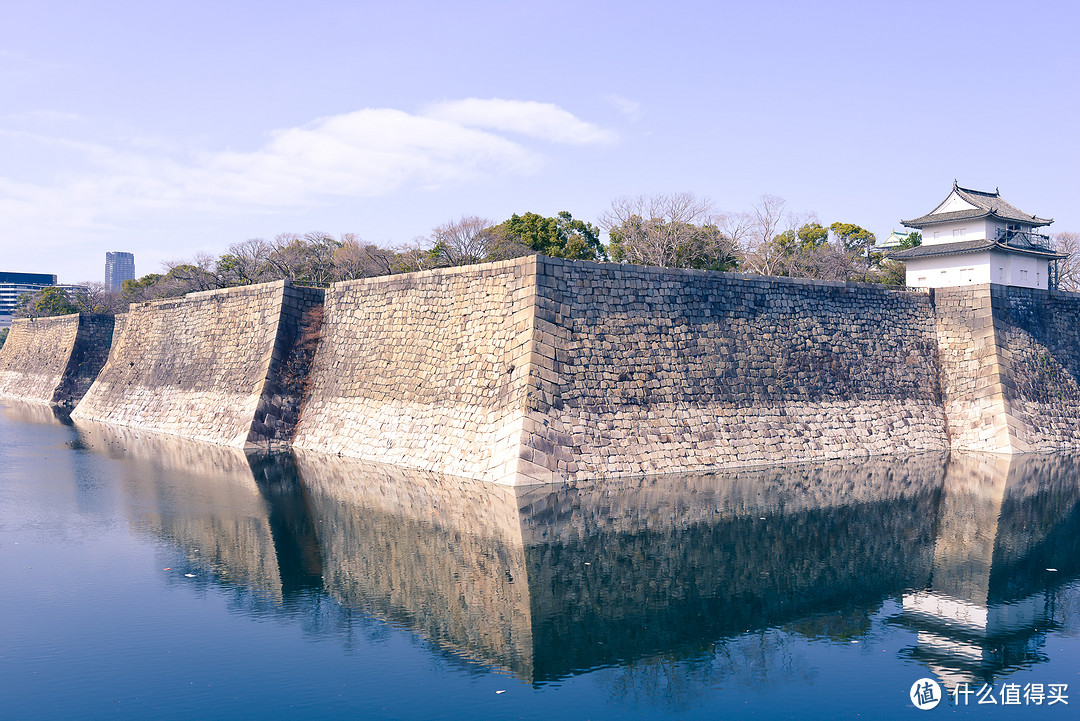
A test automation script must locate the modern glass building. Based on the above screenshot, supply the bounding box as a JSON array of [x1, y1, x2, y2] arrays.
[[105, 252, 135, 291], [0, 272, 59, 329]]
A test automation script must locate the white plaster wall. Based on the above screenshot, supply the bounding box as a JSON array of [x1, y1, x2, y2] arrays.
[[906, 253, 991, 288], [989, 250, 1011, 285], [934, 191, 979, 215], [907, 251, 1050, 289], [922, 219, 991, 245], [1003, 253, 1046, 289]]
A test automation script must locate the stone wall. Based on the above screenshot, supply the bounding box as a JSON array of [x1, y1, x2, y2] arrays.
[[931, 286, 1017, 451], [109, 312, 128, 355], [930, 285, 1080, 453], [293, 258, 539, 482], [991, 286, 1080, 449], [0, 315, 79, 404], [7, 259, 1079, 476], [297, 256, 955, 484], [72, 280, 324, 447], [519, 257, 949, 482], [0, 313, 115, 407], [298, 259, 1080, 483]]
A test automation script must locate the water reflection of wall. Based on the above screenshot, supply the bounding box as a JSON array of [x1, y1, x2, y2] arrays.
[[73, 421, 287, 602], [517, 459, 946, 680], [893, 451, 1080, 686], [293, 451, 536, 678], [1, 398, 74, 426], [296, 451, 947, 682], [60, 423, 1080, 689]]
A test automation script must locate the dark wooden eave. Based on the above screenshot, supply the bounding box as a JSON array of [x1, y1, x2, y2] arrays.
[[887, 239, 1066, 261]]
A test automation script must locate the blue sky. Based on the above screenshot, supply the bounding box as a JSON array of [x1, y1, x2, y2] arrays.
[[2, 0, 1078, 283]]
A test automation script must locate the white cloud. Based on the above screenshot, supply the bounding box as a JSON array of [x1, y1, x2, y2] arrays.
[[604, 94, 642, 122], [0, 99, 616, 278], [1, 99, 614, 218], [425, 98, 618, 145], [192, 108, 544, 205]]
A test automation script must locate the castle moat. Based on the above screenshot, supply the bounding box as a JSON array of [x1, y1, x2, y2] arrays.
[[3, 399, 1079, 719]]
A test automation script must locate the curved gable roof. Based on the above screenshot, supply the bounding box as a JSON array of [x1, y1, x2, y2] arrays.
[[902, 183, 1052, 229]]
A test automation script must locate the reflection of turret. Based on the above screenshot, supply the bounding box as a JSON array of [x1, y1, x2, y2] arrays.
[[892, 452, 1080, 687], [296, 450, 947, 683]]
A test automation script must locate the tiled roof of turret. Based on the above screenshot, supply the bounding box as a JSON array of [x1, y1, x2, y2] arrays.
[[886, 238, 1066, 260], [887, 239, 995, 259], [901, 183, 1052, 228]]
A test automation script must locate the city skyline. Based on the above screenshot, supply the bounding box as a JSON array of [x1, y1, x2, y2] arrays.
[[2, 1, 1078, 284]]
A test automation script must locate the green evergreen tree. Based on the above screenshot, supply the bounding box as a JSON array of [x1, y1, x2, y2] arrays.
[[493, 211, 608, 261]]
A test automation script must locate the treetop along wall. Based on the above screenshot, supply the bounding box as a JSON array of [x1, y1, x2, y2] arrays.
[[0, 313, 114, 407], [71, 280, 324, 447]]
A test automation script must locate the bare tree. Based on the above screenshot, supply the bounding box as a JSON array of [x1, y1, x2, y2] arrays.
[[482, 225, 534, 262], [333, 233, 396, 280], [742, 194, 787, 276], [71, 281, 126, 314], [429, 216, 497, 266], [717, 211, 754, 266], [214, 237, 274, 286], [392, 236, 439, 273], [600, 192, 718, 268], [138, 252, 221, 299], [789, 244, 859, 282], [1054, 231, 1080, 291], [264, 231, 340, 287]]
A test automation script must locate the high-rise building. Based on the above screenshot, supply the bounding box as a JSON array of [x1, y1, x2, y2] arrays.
[[105, 252, 136, 291], [0, 271, 58, 329]]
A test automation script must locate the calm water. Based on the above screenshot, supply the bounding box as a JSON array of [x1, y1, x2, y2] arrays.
[[2, 401, 1079, 720]]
